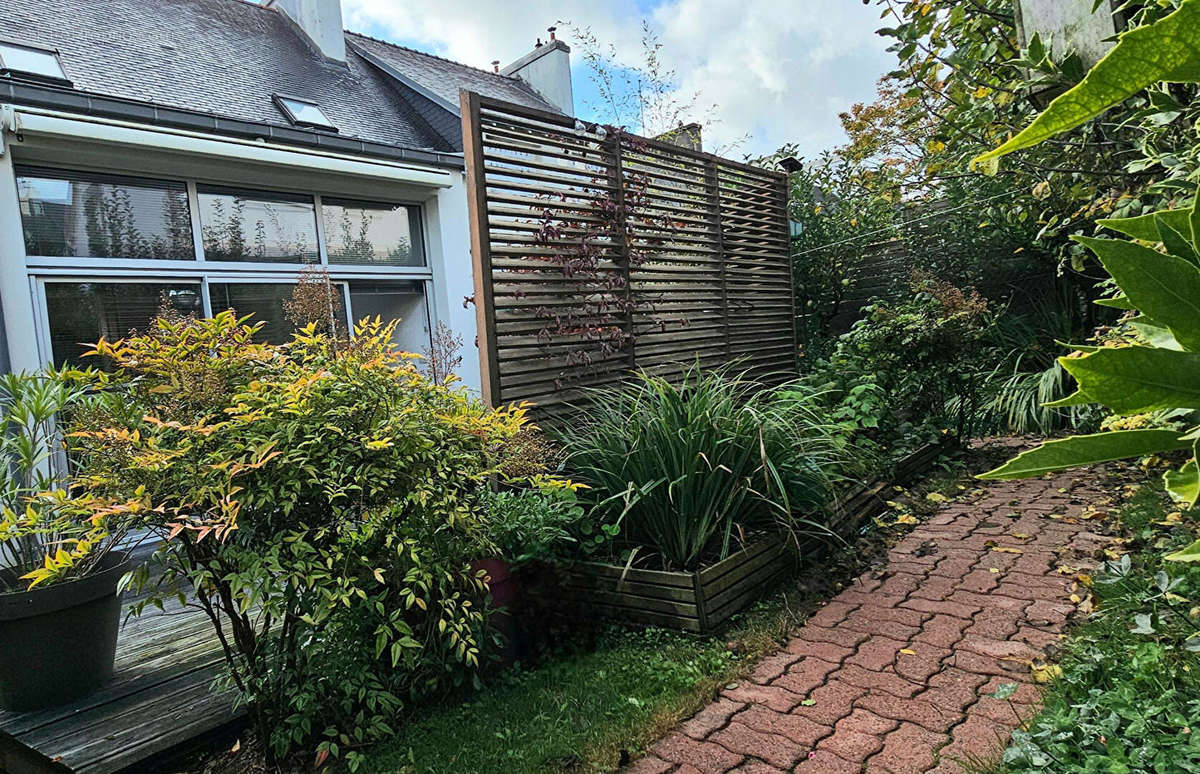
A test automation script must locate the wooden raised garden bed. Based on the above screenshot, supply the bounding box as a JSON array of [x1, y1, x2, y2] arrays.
[[541, 440, 950, 633], [550, 538, 789, 633]]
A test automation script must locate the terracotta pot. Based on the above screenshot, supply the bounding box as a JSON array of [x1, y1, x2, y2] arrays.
[[471, 557, 516, 607], [470, 558, 520, 665]]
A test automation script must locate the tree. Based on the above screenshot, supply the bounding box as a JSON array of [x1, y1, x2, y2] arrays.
[[868, 0, 1198, 267], [563, 21, 746, 153], [974, 0, 1200, 562]]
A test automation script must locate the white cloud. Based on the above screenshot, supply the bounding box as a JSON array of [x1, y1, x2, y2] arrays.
[[342, 0, 893, 158]]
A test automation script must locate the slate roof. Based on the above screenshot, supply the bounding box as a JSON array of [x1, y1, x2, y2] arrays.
[[0, 0, 557, 159], [347, 32, 556, 113]]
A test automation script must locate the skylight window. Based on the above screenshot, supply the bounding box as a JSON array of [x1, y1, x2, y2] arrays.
[[0, 41, 70, 84], [273, 94, 337, 131]]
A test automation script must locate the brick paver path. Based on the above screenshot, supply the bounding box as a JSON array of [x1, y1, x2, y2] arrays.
[[629, 449, 1111, 774]]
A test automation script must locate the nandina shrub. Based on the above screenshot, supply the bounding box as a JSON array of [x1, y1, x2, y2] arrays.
[[64, 312, 559, 768]]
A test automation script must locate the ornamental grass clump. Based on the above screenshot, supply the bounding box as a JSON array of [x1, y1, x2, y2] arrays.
[[555, 367, 844, 571]]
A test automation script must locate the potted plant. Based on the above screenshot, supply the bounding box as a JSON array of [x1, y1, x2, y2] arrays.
[[0, 371, 142, 712]]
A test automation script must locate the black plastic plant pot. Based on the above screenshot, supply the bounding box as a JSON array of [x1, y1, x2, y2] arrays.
[[0, 551, 131, 712]]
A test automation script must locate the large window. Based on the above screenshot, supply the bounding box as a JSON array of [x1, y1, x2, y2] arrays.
[[197, 186, 319, 263], [322, 198, 424, 267], [210, 282, 344, 345], [348, 281, 430, 353], [17, 168, 436, 369], [17, 167, 194, 260], [44, 282, 202, 368]]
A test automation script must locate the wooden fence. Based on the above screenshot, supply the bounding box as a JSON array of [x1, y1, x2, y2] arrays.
[[461, 92, 795, 411]]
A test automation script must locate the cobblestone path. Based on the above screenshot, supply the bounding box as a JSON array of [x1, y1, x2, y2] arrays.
[[629, 445, 1111, 774]]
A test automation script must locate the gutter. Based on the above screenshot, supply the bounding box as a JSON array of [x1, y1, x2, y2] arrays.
[[0, 80, 465, 171], [6, 106, 459, 188]]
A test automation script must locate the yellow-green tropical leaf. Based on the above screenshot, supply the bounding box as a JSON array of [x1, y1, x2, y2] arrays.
[[1131, 319, 1185, 351], [1095, 295, 1135, 310], [1073, 236, 1200, 350], [1099, 209, 1192, 242], [1166, 538, 1200, 563], [971, 0, 1200, 170], [1165, 458, 1200, 508], [1059, 348, 1200, 413], [980, 429, 1193, 480]]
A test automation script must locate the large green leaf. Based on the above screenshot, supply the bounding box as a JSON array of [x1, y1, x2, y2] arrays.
[[1166, 538, 1200, 563], [1074, 236, 1200, 350], [1192, 187, 1200, 247], [971, 0, 1200, 170], [1099, 209, 1193, 242], [1060, 347, 1200, 413], [1131, 319, 1184, 351], [979, 429, 1193, 480], [1159, 220, 1200, 265], [1165, 458, 1200, 508]]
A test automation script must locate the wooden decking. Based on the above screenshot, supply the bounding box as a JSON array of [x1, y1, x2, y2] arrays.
[[0, 549, 240, 774]]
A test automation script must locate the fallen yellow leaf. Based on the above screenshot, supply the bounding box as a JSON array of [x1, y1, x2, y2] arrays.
[[1031, 663, 1063, 684]]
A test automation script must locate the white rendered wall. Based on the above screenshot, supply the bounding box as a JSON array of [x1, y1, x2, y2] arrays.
[[425, 173, 482, 394], [1016, 0, 1118, 68]]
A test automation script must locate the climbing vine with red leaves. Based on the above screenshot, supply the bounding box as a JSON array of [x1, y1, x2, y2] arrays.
[[527, 127, 678, 388]]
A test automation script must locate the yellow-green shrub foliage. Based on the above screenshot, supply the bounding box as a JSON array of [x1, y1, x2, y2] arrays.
[[65, 312, 560, 767]]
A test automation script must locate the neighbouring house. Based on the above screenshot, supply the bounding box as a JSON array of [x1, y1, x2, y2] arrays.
[[0, 0, 574, 394]]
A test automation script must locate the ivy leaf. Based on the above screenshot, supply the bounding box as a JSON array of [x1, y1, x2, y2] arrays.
[[979, 429, 1193, 480], [1073, 236, 1200, 350], [988, 682, 1019, 700], [1131, 613, 1156, 634], [971, 0, 1200, 170], [1059, 348, 1200, 413]]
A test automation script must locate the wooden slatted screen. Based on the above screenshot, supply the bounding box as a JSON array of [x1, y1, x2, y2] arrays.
[[461, 91, 795, 410]]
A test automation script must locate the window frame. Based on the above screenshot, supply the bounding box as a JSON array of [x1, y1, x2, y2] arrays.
[[194, 183, 323, 265], [272, 93, 338, 132], [16, 165, 196, 262], [0, 39, 71, 86], [321, 196, 427, 268], [15, 166, 436, 368]]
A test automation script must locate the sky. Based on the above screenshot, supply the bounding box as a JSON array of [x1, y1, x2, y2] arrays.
[[341, 0, 896, 160]]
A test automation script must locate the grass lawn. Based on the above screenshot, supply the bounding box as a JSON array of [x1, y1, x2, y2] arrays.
[[359, 625, 742, 774], [989, 482, 1200, 773]]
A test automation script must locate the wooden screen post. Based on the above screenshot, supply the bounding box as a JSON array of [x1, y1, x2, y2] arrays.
[[460, 90, 502, 406], [704, 158, 731, 358], [607, 131, 637, 370]]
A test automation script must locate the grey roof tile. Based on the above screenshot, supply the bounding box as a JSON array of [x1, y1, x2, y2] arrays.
[[346, 32, 557, 114], [0, 0, 552, 154]]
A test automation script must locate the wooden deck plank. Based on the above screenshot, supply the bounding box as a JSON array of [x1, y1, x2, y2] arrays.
[[0, 547, 243, 774]]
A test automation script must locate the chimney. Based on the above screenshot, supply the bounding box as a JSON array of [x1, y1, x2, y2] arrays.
[[500, 27, 574, 116], [656, 123, 703, 152], [273, 0, 346, 63]]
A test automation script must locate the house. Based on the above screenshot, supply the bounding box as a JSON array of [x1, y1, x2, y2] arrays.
[[0, 0, 574, 394]]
